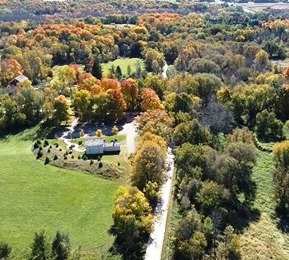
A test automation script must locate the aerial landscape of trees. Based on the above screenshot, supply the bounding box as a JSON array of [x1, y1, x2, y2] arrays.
[[2, 0, 289, 259]]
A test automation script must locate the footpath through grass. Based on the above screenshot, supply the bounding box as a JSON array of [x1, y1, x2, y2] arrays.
[[239, 151, 289, 259], [0, 128, 120, 259]]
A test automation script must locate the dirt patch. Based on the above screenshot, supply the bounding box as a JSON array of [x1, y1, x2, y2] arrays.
[[50, 159, 121, 179]]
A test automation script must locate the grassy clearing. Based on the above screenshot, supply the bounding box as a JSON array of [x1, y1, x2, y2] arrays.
[[161, 200, 182, 260], [161, 170, 181, 260], [239, 151, 289, 259], [0, 128, 122, 259], [102, 58, 144, 77]]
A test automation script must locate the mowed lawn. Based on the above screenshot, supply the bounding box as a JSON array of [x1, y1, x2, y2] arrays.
[[102, 58, 144, 77], [0, 129, 119, 258]]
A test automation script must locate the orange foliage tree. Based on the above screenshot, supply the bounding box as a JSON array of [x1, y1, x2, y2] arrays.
[[1, 58, 23, 82], [121, 79, 139, 110], [141, 88, 163, 111], [107, 88, 127, 119]]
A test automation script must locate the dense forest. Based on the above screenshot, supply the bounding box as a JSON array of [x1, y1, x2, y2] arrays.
[[2, 0, 289, 259]]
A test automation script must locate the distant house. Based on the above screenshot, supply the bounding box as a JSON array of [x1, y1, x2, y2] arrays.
[[85, 138, 120, 155], [1, 74, 29, 95], [9, 74, 28, 86]]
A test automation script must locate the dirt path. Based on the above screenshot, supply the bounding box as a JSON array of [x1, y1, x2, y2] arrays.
[[118, 121, 137, 155], [144, 147, 174, 260], [162, 62, 168, 79], [58, 117, 85, 152]]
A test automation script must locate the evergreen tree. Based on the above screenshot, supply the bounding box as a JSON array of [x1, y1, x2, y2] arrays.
[[91, 59, 102, 79], [0, 242, 12, 259], [51, 231, 70, 260], [115, 65, 122, 79], [29, 231, 49, 260]]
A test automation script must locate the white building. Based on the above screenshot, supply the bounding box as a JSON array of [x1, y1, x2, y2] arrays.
[[85, 138, 120, 155]]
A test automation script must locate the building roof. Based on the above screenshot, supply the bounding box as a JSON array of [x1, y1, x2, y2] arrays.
[[85, 139, 104, 146], [14, 74, 28, 83], [104, 142, 120, 147], [85, 138, 121, 147]]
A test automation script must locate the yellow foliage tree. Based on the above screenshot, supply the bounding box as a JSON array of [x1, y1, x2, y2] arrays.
[[96, 129, 102, 138], [111, 186, 154, 252], [273, 140, 289, 168]]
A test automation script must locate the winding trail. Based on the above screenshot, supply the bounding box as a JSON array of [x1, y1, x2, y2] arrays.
[[162, 62, 168, 79], [58, 117, 85, 152], [145, 147, 175, 260]]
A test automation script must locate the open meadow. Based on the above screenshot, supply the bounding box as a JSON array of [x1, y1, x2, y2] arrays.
[[102, 58, 145, 77], [239, 151, 289, 259]]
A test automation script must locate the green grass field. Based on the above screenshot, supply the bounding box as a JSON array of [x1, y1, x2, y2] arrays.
[[0, 128, 120, 259], [102, 58, 144, 77], [239, 151, 289, 259]]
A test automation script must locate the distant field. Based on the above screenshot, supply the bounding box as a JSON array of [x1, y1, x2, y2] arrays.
[[0, 128, 120, 259], [102, 58, 145, 77]]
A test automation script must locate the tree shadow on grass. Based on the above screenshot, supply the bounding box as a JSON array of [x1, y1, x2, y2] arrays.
[[0, 126, 27, 140], [226, 206, 261, 232], [108, 239, 147, 260], [0, 121, 68, 141], [275, 205, 289, 233]]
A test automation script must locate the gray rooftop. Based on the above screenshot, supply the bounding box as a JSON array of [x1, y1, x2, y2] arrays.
[[85, 139, 104, 146], [85, 138, 120, 147], [14, 74, 28, 83]]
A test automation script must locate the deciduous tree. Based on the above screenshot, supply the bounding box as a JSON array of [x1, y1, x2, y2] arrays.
[[110, 186, 154, 254], [131, 141, 165, 191], [53, 95, 70, 124], [140, 88, 163, 111]]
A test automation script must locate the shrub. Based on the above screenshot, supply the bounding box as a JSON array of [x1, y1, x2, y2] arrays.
[[54, 155, 58, 160], [90, 160, 93, 165], [39, 147, 43, 151], [44, 140, 49, 147], [59, 148, 62, 152], [78, 155, 81, 160], [36, 140, 41, 145], [64, 156, 67, 160], [69, 151, 72, 154], [44, 157, 50, 165], [0, 242, 12, 259], [37, 151, 43, 159], [99, 162, 103, 168], [255, 109, 284, 142], [54, 143, 59, 148], [48, 149, 51, 153], [78, 141, 83, 145], [71, 155, 74, 159], [33, 142, 39, 150]]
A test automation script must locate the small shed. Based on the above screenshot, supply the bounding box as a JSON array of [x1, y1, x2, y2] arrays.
[[85, 138, 121, 155], [85, 139, 104, 155], [9, 74, 28, 86]]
